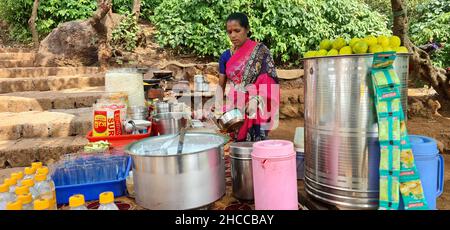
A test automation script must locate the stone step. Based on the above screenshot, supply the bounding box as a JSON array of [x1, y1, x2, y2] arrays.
[[0, 108, 92, 140], [0, 87, 105, 112], [0, 53, 35, 61], [0, 48, 33, 53], [0, 136, 88, 168], [0, 67, 99, 78], [0, 59, 35, 68], [0, 74, 105, 94]]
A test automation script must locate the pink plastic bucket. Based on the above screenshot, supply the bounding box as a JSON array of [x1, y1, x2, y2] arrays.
[[252, 140, 298, 210]]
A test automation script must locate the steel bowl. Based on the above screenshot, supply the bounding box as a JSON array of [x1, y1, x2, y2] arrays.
[[218, 108, 244, 132], [125, 132, 229, 210]]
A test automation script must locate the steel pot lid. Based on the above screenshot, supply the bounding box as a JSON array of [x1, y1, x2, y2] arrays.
[[126, 132, 229, 156], [230, 142, 254, 159]]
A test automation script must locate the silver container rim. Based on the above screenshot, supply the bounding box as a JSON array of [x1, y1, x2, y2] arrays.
[[125, 132, 229, 157], [301, 52, 412, 61], [230, 142, 254, 158], [153, 111, 190, 118]]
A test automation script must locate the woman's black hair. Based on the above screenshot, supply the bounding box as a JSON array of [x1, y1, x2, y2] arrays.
[[226, 12, 251, 36]]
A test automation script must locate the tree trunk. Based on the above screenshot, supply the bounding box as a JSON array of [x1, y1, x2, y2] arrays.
[[391, 0, 450, 99], [91, 0, 113, 71], [28, 0, 40, 49], [132, 0, 141, 19]]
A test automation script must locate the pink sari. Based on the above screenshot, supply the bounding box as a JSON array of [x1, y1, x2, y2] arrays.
[[224, 39, 280, 142]]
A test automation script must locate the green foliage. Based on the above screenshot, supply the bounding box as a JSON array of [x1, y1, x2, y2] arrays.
[[410, 0, 450, 67], [151, 0, 389, 65], [111, 13, 141, 52], [361, 0, 428, 22], [36, 0, 97, 35], [0, 0, 97, 41], [113, 0, 133, 15], [0, 0, 161, 41], [113, 0, 162, 21], [0, 0, 34, 42]]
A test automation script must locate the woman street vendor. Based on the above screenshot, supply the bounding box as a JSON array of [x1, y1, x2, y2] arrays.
[[214, 12, 280, 142]]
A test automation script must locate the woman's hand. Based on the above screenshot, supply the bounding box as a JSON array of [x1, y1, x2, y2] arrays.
[[245, 96, 259, 119]]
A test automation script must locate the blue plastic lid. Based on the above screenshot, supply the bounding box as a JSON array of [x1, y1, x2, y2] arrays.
[[408, 135, 439, 156]]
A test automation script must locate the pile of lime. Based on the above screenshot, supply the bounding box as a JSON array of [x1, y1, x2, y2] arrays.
[[84, 141, 111, 153], [304, 35, 409, 58]]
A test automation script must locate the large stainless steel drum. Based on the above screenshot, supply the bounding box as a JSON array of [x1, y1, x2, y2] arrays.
[[303, 53, 410, 209], [125, 132, 228, 210]]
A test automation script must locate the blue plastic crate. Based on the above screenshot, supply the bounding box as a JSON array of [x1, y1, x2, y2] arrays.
[[54, 156, 132, 205]]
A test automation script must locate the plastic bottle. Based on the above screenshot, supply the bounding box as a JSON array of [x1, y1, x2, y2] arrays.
[[10, 172, 24, 186], [31, 162, 43, 171], [0, 183, 14, 210], [98, 192, 119, 210], [21, 179, 39, 199], [35, 173, 57, 210], [23, 167, 36, 180], [6, 200, 22, 210], [4, 178, 17, 194], [14, 185, 30, 197], [37, 171, 56, 208], [33, 198, 50, 210], [37, 167, 49, 179], [18, 193, 33, 210], [69, 194, 88, 210]]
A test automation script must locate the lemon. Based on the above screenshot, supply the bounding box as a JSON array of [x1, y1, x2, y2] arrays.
[[395, 46, 409, 53], [317, 49, 328, 56], [349, 38, 361, 48], [332, 37, 347, 50], [327, 49, 339, 56], [369, 44, 384, 53], [339, 46, 353, 55], [383, 46, 394, 52], [319, 39, 333, 51], [377, 35, 390, 47], [304, 50, 317, 58], [352, 41, 369, 54], [389, 36, 401, 48], [363, 35, 378, 46]]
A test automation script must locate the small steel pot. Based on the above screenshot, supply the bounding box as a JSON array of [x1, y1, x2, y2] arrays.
[[152, 112, 189, 135], [230, 142, 254, 200], [169, 102, 185, 113], [128, 106, 148, 120], [194, 75, 205, 83], [155, 102, 170, 114]]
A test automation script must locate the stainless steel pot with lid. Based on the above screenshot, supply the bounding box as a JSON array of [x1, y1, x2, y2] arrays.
[[125, 132, 229, 210], [303, 53, 410, 209], [230, 142, 254, 200]]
